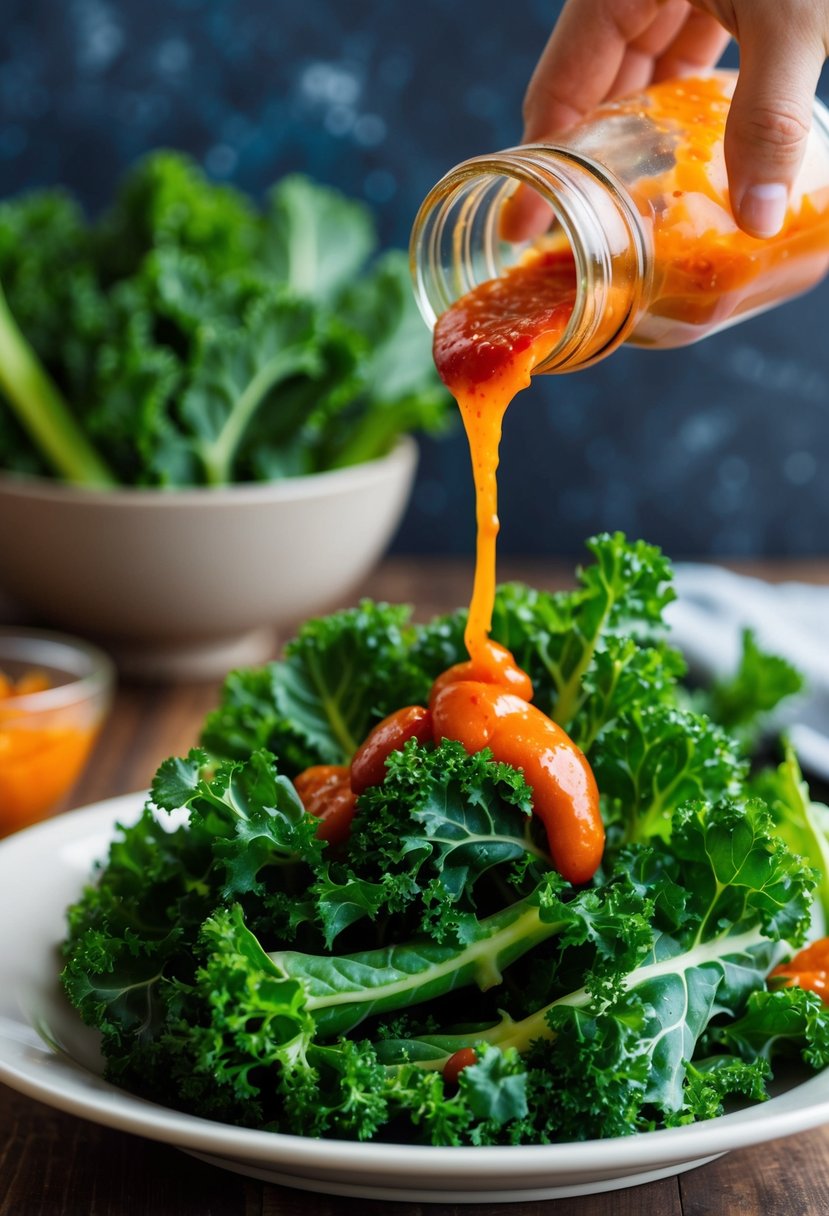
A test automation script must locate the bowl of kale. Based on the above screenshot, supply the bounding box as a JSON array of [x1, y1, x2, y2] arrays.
[[0, 155, 449, 677]]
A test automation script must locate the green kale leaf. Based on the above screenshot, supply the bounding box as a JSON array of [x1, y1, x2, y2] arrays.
[[699, 629, 804, 750], [61, 535, 826, 1145], [0, 157, 449, 486], [206, 600, 427, 770]]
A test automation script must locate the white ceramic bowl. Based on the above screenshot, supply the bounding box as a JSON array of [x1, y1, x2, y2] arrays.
[[0, 438, 417, 680]]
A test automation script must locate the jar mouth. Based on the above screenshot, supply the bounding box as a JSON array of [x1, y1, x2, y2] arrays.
[[410, 161, 533, 331], [410, 146, 648, 373], [484, 149, 608, 371]]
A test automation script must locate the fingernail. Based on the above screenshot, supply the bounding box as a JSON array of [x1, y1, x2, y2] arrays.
[[737, 183, 788, 239]]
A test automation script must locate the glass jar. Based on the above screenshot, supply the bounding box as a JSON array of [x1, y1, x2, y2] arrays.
[[410, 72, 829, 372]]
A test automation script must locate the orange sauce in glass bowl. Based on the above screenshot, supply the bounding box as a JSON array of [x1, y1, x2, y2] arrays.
[[0, 664, 108, 836]]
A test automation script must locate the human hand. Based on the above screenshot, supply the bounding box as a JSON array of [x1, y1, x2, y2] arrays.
[[522, 0, 829, 238]]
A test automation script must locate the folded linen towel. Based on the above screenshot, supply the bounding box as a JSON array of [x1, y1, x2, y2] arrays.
[[666, 565, 829, 780]]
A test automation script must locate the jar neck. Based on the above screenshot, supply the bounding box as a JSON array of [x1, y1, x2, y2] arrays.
[[410, 146, 650, 372]]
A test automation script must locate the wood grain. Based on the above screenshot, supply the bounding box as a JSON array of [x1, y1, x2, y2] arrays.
[[257, 1176, 682, 1216], [679, 1125, 829, 1216], [0, 1089, 257, 1216], [2, 556, 828, 1216]]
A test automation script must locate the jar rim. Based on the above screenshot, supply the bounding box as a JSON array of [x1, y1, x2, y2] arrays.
[[410, 144, 649, 372]]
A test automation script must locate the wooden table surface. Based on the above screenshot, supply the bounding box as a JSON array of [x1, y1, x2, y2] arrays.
[[3, 555, 829, 1216]]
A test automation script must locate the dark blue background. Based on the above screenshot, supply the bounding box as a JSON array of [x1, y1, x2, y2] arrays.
[[2, 0, 828, 557]]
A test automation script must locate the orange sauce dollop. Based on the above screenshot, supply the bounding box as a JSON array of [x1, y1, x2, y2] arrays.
[[0, 670, 99, 836]]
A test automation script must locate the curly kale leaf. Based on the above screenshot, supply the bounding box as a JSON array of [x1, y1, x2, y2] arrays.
[[342, 740, 541, 920], [62, 748, 324, 1079], [150, 747, 323, 896], [274, 600, 426, 764], [413, 533, 680, 752], [699, 629, 804, 751], [201, 600, 429, 771], [307, 739, 552, 947], [260, 174, 376, 302], [522, 533, 677, 738], [708, 986, 829, 1071], [322, 251, 452, 468], [0, 157, 449, 485], [594, 704, 747, 847], [668, 1056, 771, 1125], [94, 151, 260, 282], [177, 290, 323, 485]]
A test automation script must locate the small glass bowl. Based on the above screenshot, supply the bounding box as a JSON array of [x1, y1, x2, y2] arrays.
[[0, 629, 115, 836]]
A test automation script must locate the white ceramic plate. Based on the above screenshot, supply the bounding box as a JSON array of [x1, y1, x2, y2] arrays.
[[3, 794, 829, 1205]]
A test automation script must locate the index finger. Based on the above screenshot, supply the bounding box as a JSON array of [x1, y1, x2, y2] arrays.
[[522, 0, 685, 141]]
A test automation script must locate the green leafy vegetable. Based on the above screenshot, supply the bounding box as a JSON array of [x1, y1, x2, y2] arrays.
[[752, 741, 829, 927], [694, 629, 804, 751], [0, 156, 450, 486], [202, 600, 428, 771], [62, 534, 829, 1145], [594, 704, 747, 845], [411, 533, 682, 752]]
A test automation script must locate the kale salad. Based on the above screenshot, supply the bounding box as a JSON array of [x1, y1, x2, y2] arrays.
[[62, 534, 829, 1145]]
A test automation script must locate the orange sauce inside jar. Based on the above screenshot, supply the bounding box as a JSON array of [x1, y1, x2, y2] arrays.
[[593, 75, 829, 343], [0, 670, 100, 836], [472, 76, 829, 354]]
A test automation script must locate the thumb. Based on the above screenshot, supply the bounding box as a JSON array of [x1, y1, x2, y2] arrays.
[[725, 21, 825, 239]]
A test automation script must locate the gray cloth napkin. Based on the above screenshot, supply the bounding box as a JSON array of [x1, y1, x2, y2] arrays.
[[666, 565, 829, 780]]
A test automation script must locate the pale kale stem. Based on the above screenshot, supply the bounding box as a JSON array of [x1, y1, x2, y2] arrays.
[[0, 283, 117, 486], [693, 879, 727, 948], [308, 907, 548, 1011], [286, 202, 318, 297], [428, 830, 549, 867], [306, 651, 358, 758], [628, 761, 692, 846], [578, 650, 634, 754], [270, 900, 564, 1037], [400, 924, 770, 1071], [199, 352, 310, 486], [549, 570, 616, 729]]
